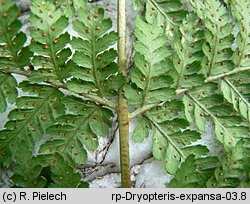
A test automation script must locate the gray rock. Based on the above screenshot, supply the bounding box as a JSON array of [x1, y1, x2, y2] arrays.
[[15, 0, 30, 12], [0, 169, 14, 188]]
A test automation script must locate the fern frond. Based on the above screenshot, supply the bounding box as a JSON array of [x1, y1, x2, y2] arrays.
[[125, 15, 175, 107], [12, 151, 83, 188], [68, 7, 122, 97], [168, 155, 219, 187], [39, 95, 113, 166], [172, 13, 205, 89], [128, 27, 210, 174], [11, 144, 83, 188], [0, 0, 32, 70], [221, 76, 250, 122], [144, 100, 209, 175], [207, 139, 250, 187], [10, 141, 48, 188], [145, 0, 187, 37], [28, 0, 71, 83], [132, 116, 152, 143], [190, 0, 235, 76], [219, 0, 250, 121], [192, 0, 250, 122], [0, 72, 17, 113], [54, 0, 86, 18], [0, 82, 65, 166], [0, 0, 32, 112], [228, 0, 250, 68], [48, 153, 82, 187], [184, 83, 249, 152]]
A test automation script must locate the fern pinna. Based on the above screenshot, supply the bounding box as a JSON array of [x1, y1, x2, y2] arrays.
[[0, 0, 117, 187], [0, 0, 250, 188], [129, 0, 250, 188]]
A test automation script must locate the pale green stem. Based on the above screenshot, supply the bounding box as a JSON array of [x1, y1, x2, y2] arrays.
[[205, 67, 250, 83], [117, 0, 131, 188]]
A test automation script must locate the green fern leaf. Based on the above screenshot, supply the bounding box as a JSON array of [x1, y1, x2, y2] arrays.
[[48, 153, 82, 188], [219, 0, 250, 121], [146, 100, 209, 175], [221, 77, 250, 122], [145, 0, 187, 37], [54, 0, 87, 18], [207, 139, 250, 187], [168, 155, 219, 188], [184, 83, 249, 152], [0, 1, 32, 112], [131, 100, 182, 143], [125, 15, 175, 107], [39, 95, 113, 166], [10, 141, 48, 188], [0, 72, 17, 113], [68, 7, 122, 97], [172, 13, 205, 89], [28, 0, 70, 83], [0, 82, 65, 166], [0, 0, 32, 69], [190, 0, 235, 76], [229, 0, 250, 68], [132, 117, 151, 143]]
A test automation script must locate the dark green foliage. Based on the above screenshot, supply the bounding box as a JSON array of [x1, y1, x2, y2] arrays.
[[125, 15, 175, 106], [0, 82, 65, 166], [207, 139, 250, 187], [129, 0, 250, 186], [29, 0, 71, 83], [222, 0, 250, 121], [0, 0, 250, 188], [0, 73, 17, 113], [170, 139, 250, 188], [39, 96, 113, 166], [0, 1, 32, 70], [68, 7, 123, 97], [54, 0, 86, 18], [143, 100, 209, 174], [195, 0, 235, 76], [172, 13, 205, 89], [221, 75, 250, 122], [190, 0, 250, 122], [0, 0, 113, 188], [145, 0, 188, 36], [183, 83, 249, 152], [169, 155, 219, 187], [10, 141, 82, 188], [48, 153, 82, 188], [10, 141, 48, 188], [0, 0, 32, 112], [227, 0, 250, 68]]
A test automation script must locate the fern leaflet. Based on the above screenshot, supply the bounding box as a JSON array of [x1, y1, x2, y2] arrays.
[[68, 7, 123, 98]]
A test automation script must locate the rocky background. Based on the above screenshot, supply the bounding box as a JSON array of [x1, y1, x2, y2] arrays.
[[0, 0, 223, 188]]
